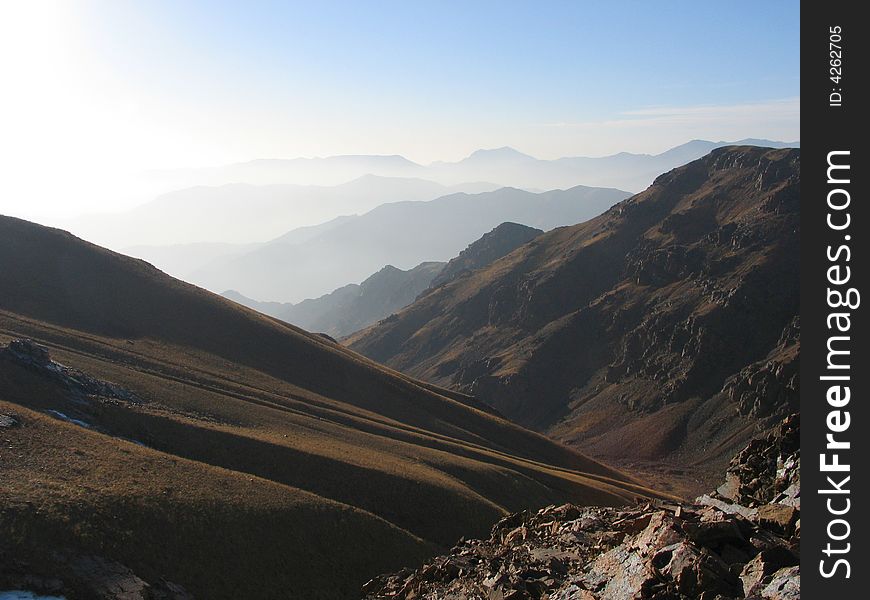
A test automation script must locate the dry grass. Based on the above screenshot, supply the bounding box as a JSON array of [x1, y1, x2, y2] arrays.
[[0, 214, 664, 598]]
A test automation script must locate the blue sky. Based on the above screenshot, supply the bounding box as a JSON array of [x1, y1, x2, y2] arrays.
[[0, 0, 799, 216], [85, 1, 799, 133]]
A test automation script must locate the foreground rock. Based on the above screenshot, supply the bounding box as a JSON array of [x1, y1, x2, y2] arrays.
[[363, 416, 800, 600]]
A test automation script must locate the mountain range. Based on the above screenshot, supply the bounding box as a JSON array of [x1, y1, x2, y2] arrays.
[[223, 262, 446, 340], [185, 184, 629, 302], [0, 144, 802, 599], [140, 139, 799, 195], [0, 214, 660, 598], [347, 146, 800, 495], [66, 175, 500, 249], [221, 222, 546, 339], [60, 139, 797, 254]]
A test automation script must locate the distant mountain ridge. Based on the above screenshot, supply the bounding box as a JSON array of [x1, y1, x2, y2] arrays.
[[192, 184, 630, 302], [63, 139, 797, 253], [141, 139, 798, 195], [222, 222, 546, 338], [422, 139, 798, 193], [347, 146, 800, 493], [223, 261, 447, 339], [58, 139, 797, 303], [67, 175, 500, 249]]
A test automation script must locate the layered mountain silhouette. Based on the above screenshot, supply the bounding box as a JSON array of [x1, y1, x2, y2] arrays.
[[189, 184, 630, 302], [348, 147, 799, 493], [0, 215, 660, 598], [124, 215, 357, 284], [424, 140, 797, 192], [64, 139, 797, 254], [145, 153, 428, 189], [223, 262, 446, 339], [220, 222, 546, 339], [67, 176, 499, 249], [141, 139, 798, 194]]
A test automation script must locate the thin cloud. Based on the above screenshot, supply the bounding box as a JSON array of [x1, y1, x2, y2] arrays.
[[542, 98, 800, 130]]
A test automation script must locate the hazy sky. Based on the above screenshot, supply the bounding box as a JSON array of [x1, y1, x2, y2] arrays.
[[0, 0, 799, 219]]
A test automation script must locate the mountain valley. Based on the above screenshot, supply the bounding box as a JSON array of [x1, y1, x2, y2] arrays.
[[348, 147, 800, 495], [0, 215, 660, 599]]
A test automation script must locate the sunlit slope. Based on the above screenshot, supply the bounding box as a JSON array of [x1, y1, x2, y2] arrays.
[[0, 215, 662, 598]]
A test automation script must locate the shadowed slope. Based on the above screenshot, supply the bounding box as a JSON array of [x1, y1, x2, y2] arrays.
[[0, 215, 662, 598], [348, 147, 800, 494], [223, 261, 446, 339]]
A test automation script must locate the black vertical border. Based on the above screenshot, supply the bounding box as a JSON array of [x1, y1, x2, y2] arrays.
[[801, 1, 867, 597]]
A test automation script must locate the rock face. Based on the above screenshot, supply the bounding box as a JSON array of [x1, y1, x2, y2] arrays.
[[430, 222, 543, 289], [362, 415, 800, 600], [714, 414, 800, 509], [348, 147, 800, 487]]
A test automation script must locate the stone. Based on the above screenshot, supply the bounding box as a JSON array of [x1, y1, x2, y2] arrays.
[[585, 546, 653, 600], [687, 514, 748, 549], [740, 548, 797, 597], [694, 495, 757, 519], [756, 504, 797, 535], [653, 542, 740, 598], [760, 566, 799, 599], [362, 415, 802, 600], [0, 413, 20, 428], [549, 584, 596, 600], [716, 472, 741, 502]]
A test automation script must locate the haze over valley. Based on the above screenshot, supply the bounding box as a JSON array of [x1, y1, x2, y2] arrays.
[[52, 139, 797, 309], [0, 2, 801, 598]]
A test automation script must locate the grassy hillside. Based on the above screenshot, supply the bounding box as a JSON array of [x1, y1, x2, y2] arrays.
[[0, 215, 662, 599]]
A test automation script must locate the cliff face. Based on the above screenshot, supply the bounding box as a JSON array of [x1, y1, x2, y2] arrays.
[[348, 147, 799, 487]]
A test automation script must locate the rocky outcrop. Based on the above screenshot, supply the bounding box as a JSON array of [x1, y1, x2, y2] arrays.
[[0, 412, 20, 428], [2, 339, 142, 406], [722, 319, 799, 419], [1, 339, 146, 440], [712, 414, 799, 510], [363, 415, 800, 600]]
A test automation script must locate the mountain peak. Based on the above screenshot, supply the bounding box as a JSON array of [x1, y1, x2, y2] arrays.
[[464, 147, 537, 162], [429, 221, 543, 289]]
